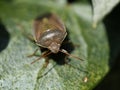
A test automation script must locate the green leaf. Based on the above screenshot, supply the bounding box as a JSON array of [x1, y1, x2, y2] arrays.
[[0, 1, 109, 90], [92, 0, 120, 27]]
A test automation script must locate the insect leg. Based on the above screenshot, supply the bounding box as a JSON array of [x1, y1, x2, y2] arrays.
[[37, 61, 57, 79], [43, 58, 49, 68], [31, 51, 52, 64], [59, 49, 84, 61], [27, 48, 39, 57], [17, 23, 35, 43], [24, 34, 35, 43]]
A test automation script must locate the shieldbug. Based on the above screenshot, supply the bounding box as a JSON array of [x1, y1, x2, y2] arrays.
[[29, 13, 83, 65]]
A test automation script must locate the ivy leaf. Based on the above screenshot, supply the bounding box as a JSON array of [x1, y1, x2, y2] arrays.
[[0, 0, 109, 90]]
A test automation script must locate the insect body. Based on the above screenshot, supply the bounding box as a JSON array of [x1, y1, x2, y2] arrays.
[[30, 13, 83, 64], [33, 13, 67, 53]]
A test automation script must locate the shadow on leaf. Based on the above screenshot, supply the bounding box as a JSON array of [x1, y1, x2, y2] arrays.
[[0, 19, 10, 52]]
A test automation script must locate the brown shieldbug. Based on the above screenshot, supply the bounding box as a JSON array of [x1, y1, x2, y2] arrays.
[[29, 13, 83, 64]]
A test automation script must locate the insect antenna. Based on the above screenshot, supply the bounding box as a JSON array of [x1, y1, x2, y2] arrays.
[[31, 51, 52, 64], [17, 23, 35, 43], [59, 49, 84, 61]]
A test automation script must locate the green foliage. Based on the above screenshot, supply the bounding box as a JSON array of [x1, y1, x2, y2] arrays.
[[0, 0, 119, 90]]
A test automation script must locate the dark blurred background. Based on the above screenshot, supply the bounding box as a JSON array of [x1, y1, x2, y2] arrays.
[[68, 0, 120, 90], [93, 2, 120, 90]]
